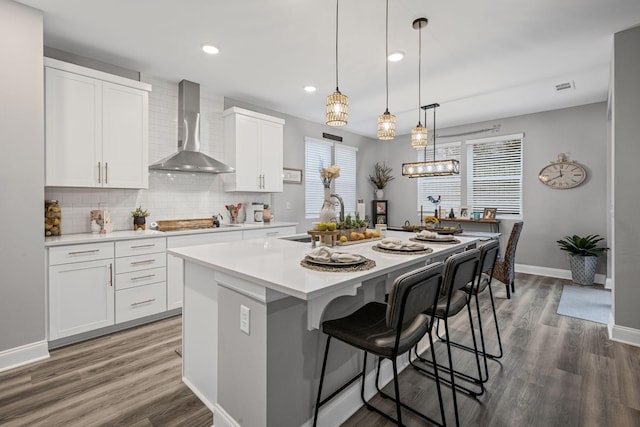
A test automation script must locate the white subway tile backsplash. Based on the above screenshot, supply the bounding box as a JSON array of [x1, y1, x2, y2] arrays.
[[45, 73, 271, 234]]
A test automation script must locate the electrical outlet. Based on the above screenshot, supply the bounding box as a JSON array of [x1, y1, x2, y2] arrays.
[[240, 305, 250, 335], [286, 201, 291, 209]]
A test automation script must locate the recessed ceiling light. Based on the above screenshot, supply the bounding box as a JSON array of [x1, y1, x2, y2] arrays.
[[388, 51, 404, 62], [304, 85, 317, 93], [201, 43, 219, 55]]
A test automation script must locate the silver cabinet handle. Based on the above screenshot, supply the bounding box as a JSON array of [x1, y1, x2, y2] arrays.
[[130, 259, 155, 265], [130, 274, 155, 281], [68, 249, 100, 255], [105, 162, 108, 184], [130, 244, 155, 249], [130, 298, 155, 307], [98, 162, 102, 184], [266, 232, 279, 236], [109, 263, 113, 287]]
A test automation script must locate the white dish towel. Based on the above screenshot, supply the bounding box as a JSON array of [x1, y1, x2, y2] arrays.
[[307, 247, 362, 263], [379, 238, 425, 250]]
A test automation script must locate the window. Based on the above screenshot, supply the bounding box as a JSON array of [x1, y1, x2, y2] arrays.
[[416, 133, 523, 217], [416, 142, 462, 215], [304, 137, 357, 219], [467, 134, 522, 215]]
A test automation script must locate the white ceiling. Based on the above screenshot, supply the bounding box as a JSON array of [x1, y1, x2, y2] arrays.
[[18, 0, 640, 138]]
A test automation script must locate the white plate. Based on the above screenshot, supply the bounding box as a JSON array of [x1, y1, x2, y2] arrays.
[[304, 254, 366, 267]]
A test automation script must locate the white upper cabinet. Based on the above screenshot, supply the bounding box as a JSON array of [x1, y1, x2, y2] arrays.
[[45, 58, 151, 189], [223, 107, 284, 192]]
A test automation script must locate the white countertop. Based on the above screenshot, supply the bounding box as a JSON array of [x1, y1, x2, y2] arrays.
[[169, 231, 480, 301], [44, 222, 298, 247]]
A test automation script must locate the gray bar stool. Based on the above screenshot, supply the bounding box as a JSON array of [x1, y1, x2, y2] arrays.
[[313, 262, 446, 427], [410, 248, 482, 427], [438, 240, 502, 383]]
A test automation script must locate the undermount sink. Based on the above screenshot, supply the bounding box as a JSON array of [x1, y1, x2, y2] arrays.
[[278, 234, 312, 243]]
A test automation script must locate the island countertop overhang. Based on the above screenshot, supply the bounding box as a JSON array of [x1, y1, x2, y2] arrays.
[[168, 231, 480, 301]]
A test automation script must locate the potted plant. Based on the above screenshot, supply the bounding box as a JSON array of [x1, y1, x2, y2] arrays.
[[131, 206, 150, 231], [369, 162, 394, 199], [557, 234, 609, 285]]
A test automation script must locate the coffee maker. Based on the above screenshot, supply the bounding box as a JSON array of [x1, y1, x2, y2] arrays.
[[246, 203, 264, 223]]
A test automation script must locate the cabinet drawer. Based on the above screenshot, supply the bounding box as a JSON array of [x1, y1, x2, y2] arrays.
[[116, 282, 166, 323], [115, 238, 166, 257], [243, 226, 297, 240], [116, 267, 166, 291], [115, 251, 166, 274], [49, 242, 114, 265]]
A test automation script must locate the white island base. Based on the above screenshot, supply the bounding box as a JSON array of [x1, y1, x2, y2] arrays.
[[172, 233, 480, 427]]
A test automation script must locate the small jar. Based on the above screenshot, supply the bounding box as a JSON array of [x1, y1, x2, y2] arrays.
[[45, 200, 61, 236]]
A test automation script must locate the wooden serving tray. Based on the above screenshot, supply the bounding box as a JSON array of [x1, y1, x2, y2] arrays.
[[336, 237, 382, 246], [156, 218, 215, 231]]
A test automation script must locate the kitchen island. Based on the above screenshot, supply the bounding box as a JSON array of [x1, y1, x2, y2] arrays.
[[169, 231, 480, 427]]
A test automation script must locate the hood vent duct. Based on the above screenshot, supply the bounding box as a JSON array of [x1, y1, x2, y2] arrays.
[[149, 80, 234, 174]]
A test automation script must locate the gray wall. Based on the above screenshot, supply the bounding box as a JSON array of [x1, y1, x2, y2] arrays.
[[612, 25, 640, 330], [378, 103, 608, 273], [0, 1, 45, 352]]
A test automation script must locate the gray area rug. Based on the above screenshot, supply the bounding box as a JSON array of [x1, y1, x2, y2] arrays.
[[557, 284, 611, 324]]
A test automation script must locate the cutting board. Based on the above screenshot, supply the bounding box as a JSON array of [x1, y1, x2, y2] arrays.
[[156, 218, 215, 231]]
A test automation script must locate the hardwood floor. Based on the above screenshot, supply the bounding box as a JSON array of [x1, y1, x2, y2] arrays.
[[0, 316, 212, 427], [1, 274, 639, 426], [342, 274, 640, 427]]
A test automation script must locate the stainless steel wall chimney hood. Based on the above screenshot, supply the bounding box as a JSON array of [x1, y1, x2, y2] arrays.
[[149, 80, 234, 173]]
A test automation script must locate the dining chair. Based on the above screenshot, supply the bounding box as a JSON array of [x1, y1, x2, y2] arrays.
[[493, 221, 524, 299], [410, 248, 482, 427], [313, 262, 446, 427]]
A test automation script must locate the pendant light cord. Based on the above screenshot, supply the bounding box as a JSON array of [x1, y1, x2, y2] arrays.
[[433, 106, 437, 161], [335, 0, 339, 91], [423, 108, 428, 162], [385, 0, 389, 111], [418, 20, 421, 124]]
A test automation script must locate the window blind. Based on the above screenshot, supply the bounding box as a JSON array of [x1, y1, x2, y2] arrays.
[[416, 142, 462, 215], [304, 137, 332, 218], [334, 144, 357, 215], [467, 134, 523, 215]]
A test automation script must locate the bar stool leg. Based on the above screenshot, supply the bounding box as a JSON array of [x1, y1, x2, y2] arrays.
[[313, 336, 332, 427]]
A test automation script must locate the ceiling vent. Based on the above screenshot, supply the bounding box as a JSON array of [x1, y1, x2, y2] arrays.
[[555, 81, 575, 92]]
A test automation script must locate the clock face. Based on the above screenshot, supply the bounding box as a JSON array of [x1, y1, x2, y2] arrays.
[[538, 162, 586, 189]]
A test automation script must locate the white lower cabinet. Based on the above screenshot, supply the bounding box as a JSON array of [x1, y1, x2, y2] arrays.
[[115, 238, 166, 323], [167, 231, 243, 310], [115, 282, 166, 323], [47, 225, 296, 342], [242, 225, 297, 240], [49, 243, 115, 340]]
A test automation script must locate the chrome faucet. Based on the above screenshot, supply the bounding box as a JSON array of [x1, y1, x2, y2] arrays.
[[330, 193, 345, 223]]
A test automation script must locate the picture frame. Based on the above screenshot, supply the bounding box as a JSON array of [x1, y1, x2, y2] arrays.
[[483, 207, 497, 220], [375, 201, 387, 215], [282, 168, 303, 184], [458, 206, 470, 219]]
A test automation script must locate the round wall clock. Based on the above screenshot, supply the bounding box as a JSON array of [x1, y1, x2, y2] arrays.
[[538, 153, 587, 189]]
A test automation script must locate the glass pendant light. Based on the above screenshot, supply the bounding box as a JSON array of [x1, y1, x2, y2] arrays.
[[410, 18, 428, 148], [377, 0, 395, 140], [326, 0, 348, 126]]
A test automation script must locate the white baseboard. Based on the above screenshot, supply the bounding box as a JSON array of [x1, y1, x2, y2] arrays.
[[608, 317, 640, 347], [0, 340, 49, 373], [212, 403, 241, 427], [515, 263, 607, 285], [182, 376, 216, 413]]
